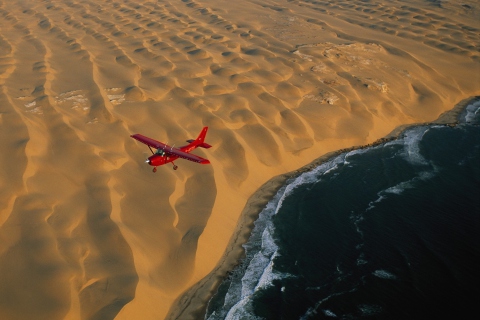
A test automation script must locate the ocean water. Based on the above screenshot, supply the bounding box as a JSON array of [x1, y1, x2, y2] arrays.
[[206, 99, 480, 320]]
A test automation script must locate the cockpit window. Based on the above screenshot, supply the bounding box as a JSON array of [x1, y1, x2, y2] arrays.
[[156, 149, 165, 156]]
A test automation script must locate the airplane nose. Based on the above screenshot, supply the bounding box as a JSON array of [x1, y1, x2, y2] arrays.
[[145, 159, 151, 164]]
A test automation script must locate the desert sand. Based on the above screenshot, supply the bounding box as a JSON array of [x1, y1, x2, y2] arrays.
[[0, 0, 478, 319]]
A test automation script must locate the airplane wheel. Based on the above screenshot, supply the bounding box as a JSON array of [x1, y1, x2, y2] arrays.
[[153, 167, 157, 173], [173, 165, 178, 170]]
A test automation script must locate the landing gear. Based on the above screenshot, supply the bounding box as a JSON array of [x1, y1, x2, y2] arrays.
[[173, 164, 178, 170], [153, 167, 157, 173]]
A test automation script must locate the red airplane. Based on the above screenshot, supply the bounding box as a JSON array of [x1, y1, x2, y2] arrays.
[[131, 127, 211, 172]]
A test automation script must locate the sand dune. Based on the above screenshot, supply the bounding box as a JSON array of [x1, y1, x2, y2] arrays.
[[0, 0, 478, 319]]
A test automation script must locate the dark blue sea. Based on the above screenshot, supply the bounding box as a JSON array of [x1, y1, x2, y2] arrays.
[[206, 99, 480, 320]]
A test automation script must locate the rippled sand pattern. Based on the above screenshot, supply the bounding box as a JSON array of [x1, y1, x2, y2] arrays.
[[0, 0, 478, 319]]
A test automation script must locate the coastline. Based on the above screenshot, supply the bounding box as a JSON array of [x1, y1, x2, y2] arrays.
[[166, 95, 480, 320]]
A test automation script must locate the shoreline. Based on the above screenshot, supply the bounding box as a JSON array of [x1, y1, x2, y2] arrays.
[[166, 95, 480, 320]]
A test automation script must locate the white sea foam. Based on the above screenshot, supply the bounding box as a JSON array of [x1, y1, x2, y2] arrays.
[[365, 195, 386, 211], [384, 138, 403, 147], [463, 100, 480, 123], [224, 297, 258, 320], [373, 269, 397, 280], [222, 227, 292, 319], [323, 309, 337, 317], [401, 126, 429, 165], [344, 147, 373, 165], [300, 289, 357, 320], [367, 128, 438, 205], [257, 251, 284, 290], [240, 251, 269, 297], [222, 252, 289, 320], [350, 213, 364, 238], [384, 180, 413, 195], [357, 258, 367, 266], [386, 169, 435, 196], [274, 154, 345, 216], [239, 227, 279, 297], [359, 304, 383, 316]]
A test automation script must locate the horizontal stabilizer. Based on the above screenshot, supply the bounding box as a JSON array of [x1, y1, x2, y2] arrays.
[[198, 142, 212, 149], [186, 140, 211, 148]]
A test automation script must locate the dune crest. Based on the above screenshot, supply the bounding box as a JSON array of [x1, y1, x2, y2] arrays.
[[0, 0, 478, 319]]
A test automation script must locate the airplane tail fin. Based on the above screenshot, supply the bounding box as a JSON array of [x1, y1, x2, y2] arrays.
[[186, 127, 212, 148]]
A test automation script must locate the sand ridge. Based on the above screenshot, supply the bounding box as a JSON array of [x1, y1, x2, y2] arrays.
[[0, 0, 478, 319]]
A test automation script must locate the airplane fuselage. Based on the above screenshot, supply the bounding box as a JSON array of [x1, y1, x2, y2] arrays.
[[147, 153, 176, 167], [146, 143, 199, 166]]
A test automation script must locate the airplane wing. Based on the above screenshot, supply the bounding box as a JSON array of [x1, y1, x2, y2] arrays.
[[169, 148, 210, 164], [131, 134, 210, 164], [131, 134, 168, 150]]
